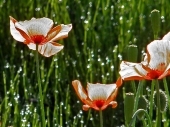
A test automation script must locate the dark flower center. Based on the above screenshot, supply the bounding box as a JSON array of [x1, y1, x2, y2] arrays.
[[94, 100, 105, 108], [31, 35, 45, 44], [146, 70, 163, 79]]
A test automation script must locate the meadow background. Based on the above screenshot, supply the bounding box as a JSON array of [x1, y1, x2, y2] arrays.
[[0, 0, 170, 127]]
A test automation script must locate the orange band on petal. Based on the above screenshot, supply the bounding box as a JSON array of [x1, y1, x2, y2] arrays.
[[15, 27, 31, 43], [116, 77, 122, 87], [9, 16, 18, 23]]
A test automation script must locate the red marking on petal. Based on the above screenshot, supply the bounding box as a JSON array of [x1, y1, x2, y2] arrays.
[[146, 70, 163, 79], [93, 100, 105, 108], [31, 35, 46, 44]]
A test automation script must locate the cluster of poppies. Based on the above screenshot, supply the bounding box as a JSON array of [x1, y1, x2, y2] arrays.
[[9, 16, 170, 112]]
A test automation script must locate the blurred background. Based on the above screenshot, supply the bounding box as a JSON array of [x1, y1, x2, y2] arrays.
[[0, 0, 170, 126]]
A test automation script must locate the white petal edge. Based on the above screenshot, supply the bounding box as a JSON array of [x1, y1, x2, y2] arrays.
[[39, 42, 64, 57], [10, 18, 25, 42], [27, 43, 36, 50], [162, 32, 170, 41], [72, 80, 87, 100], [87, 83, 116, 101], [27, 42, 64, 57], [147, 40, 170, 71], [159, 64, 170, 79], [119, 61, 148, 80], [49, 24, 72, 42], [15, 17, 53, 37]]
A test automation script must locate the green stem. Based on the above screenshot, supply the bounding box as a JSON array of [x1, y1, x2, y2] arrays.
[[36, 44, 46, 127], [99, 109, 103, 127], [132, 80, 143, 127], [129, 109, 152, 127], [155, 79, 161, 127], [149, 80, 155, 121], [131, 81, 136, 95]]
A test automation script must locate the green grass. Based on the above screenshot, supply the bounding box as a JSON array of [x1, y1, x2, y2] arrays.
[[1, 0, 170, 126]]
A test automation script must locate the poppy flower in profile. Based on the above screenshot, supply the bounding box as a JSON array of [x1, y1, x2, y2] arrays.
[[119, 39, 170, 80], [72, 78, 122, 111], [9, 16, 72, 57]]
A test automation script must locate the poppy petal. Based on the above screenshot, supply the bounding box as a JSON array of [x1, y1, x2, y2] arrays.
[[119, 61, 149, 80], [109, 101, 118, 108], [162, 32, 170, 41], [38, 42, 64, 57], [72, 80, 88, 103], [45, 25, 62, 41], [116, 77, 123, 87], [159, 64, 170, 79], [82, 105, 90, 111], [9, 16, 25, 42], [146, 40, 170, 71], [101, 88, 118, 110], [27, 43, 36, 50], [15, 17, 53, 37], [47, 24, 72, 42], [87, 83, 116, 101]]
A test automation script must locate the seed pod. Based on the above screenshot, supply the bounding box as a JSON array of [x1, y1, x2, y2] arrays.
[[137, 96, 148, 120], [153, 90, 168, 112], [151, 9, 160, 36], [127, 45, 138, 62], [124, 93, 134, 126]]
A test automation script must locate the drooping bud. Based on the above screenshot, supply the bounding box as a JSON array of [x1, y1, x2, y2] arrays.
[[151, 9, 160, 39], [124, 93, 134, 126], [154, 90, 168, 112], [137, 96, 148, 120], [127, 45, 138, 62]]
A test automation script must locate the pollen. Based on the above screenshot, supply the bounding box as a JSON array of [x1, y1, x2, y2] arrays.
[[31, 35, 45, 44]]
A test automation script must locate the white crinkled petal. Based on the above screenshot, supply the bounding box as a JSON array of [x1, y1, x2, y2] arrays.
[[49, 24, 72, 42], [38, 42, 64, 57], [27, 42, 64, 57], [72, 80, 87, 101], [119, 61, 148, 80], [10, 19, 25, 42], [87, 83, 116, 101], [162, 32, 170, 41], [15, 17, 53, 37], [27, 43, 36, 50], [77, 82, 87, 100], [147, 40, 170, 71]]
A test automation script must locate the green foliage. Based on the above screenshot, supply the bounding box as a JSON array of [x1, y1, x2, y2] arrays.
[[1, 0, 170, 126]]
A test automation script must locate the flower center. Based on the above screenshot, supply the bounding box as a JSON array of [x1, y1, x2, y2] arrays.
[[146, 70, 163, 79], [31, 35, 45, 44], [94, 100, 105, 108]]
